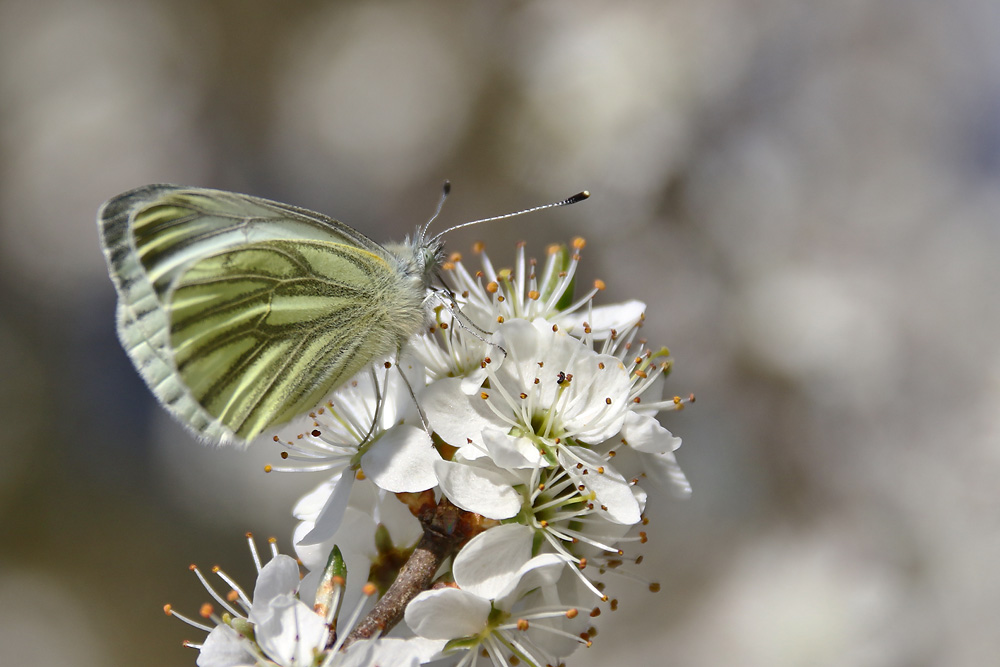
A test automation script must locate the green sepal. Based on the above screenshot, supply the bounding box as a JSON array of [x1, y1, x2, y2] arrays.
[[314, 544, 347, 625]]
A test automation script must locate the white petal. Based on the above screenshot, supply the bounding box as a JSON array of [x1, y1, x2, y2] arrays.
[[250, 555, 301, 621], [196, 625, 255, 667], [293, 507, 375, 573], [452, 523, 532, 598], [292, 521, 321, 565], [405, 588, 491, 639], [493, 319, 560, 407], [390, 352, 428, 412], [560, 353, 632, 443], [291, 475, 340, 521], [482, 430, 542, 469], [295, 507, 388, 619], [518, 574, 593, 658], [494, 318, 548, 358], [560, 447, 641, 525], [371, 486, 424, 546], [493, 553, 569, 610], [561, 300, 646, 338], [296, 470, 355, 546], [339, 637, 444, 667], [646, 450, 692, 498], [297, 568, 322, 608], [254, 598, 328, 666], [620, 412, 681, 454], [632, 481, 648, 514], [434, 460, 521, 519], [631, 372, 665, 417], [422, 377, 500, 448], [458, 365, 490, 394], [362, 425, 440, 492], [452, 440, 489, 462]]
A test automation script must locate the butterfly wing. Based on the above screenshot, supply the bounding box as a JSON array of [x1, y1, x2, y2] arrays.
[[99, 185, 409, 446]]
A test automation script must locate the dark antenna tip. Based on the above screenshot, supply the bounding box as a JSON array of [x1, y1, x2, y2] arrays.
[[564, 190, 590, 205], [421, 180, 453, 240]]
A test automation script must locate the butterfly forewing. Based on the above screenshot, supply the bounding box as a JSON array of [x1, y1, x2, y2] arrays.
[[128, 187, 385, 296], [169, 239, 402, 441], [99, 184, 423, 446]]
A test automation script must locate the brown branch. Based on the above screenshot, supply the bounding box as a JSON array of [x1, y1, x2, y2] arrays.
[[342, 494, 489, 647]]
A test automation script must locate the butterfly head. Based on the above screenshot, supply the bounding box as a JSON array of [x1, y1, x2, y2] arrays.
[[421, 235, 447, 275], [384, 233, 445, 289]]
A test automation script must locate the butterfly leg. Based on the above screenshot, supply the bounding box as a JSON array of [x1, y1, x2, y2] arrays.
[[394, 348, 431, 437], [430, 286, 508, 358]]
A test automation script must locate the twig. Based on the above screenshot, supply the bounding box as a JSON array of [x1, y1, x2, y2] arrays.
[[342, 493, 488, 646]]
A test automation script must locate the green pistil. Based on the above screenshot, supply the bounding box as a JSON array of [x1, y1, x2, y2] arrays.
[[639, 347, 672, 377]]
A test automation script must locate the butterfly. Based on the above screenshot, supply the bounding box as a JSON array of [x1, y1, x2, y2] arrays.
[[98, 184, 588, 446]]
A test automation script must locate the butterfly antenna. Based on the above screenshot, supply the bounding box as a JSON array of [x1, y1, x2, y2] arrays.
[[427, 190, 590, 245], [419, 180, 452, 244]]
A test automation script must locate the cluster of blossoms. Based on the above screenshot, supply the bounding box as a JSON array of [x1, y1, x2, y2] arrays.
[[171, 239, 692, 667]]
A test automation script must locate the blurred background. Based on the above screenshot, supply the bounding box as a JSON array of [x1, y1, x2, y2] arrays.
[[1, 1, 998, 665]]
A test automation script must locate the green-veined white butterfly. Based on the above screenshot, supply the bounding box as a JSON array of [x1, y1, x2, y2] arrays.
[[98, 184, 588, 447]]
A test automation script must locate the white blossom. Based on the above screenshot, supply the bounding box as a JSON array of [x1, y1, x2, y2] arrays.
[[169, 534, 440, 667], [424, 318, 644, 529], [267, 353, 440, 547], [404, 525, 587, 666]]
